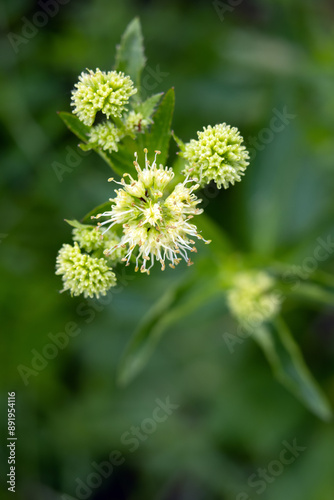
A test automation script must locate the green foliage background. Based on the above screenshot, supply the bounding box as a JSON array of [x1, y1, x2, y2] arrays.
[[1, 0, 334, 499]]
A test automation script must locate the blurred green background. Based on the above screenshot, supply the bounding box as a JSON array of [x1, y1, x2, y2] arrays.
[[1, 0, 334, 498]]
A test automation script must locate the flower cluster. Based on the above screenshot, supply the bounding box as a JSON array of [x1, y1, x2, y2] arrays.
[[71, 69, 137, 126], [123, 111, 151, 136], [72, 225, 105, 253], [87, 121, 121, 153], [227, 271, 280, 327], [93, 149, 210, 274], [56, 242, 116, 298], [58, 66, 251, 298], [73, 225, 126, 263], [181, 123, 249, 189], [71, 69, 155, 154], [86, 111, 150, 153]]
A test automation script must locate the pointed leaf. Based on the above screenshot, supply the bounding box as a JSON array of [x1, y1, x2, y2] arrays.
[[166, 154, 187, 189], [98, 138, 137, 177], [59, 111, 135, 177], [142, 88, 175, 166], [81, 201, 112, 224], [288, 282, 334, 307], [115, 18, 146, 89], [65, 219, 94, 229], [117, 268, 222, 385], [172, 131, 185, 151], [58, 112, 90, 142], [195, 213, 233, 259], [252, 319, 332, 421], [134, 92, 163, 120]]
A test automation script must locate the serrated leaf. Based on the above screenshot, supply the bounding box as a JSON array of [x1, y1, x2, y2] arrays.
[[134, 93, 163, 119], [142, 88, 175, 166], [252, 318, 332, 421], [58, 112, 90, 142], [65, 219, 93, 229], [117, 269, 223, 385], [115, 18, 146, 89]]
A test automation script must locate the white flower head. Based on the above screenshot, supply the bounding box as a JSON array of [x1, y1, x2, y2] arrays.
[[93, 150, 210, 274]]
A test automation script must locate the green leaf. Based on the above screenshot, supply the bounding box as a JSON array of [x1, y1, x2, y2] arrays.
[[134, 93, 163, 120], [97, 138, 137, 178], [252, 318, 332, 421], [167, 131, 187, 186], [59, 111, 134, 178], [58, 112, 90, 142], [81, 201, 112, 224], [78, 143, 92, 152], [64, 219, 93, 229], [115, 18, 146, 89], [288, 282, 334, 307], [117, 268, 223, 386], [142, 88, 175, 166], [195, 213, 233, 260], [166, 154, 187, 188], [172, 131, 185, 151]]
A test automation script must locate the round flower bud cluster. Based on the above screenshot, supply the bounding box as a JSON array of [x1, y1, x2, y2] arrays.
[[71, 69, 137, 126], [86, 112, 151, 153], [227, 271, 280, 327], [123, 111, 151, 136], [93, 149, 211, 274], [72, 226, 105, 253], [182, 123, 249, 189], [87, 121, 122, 153], [56, 242, 117, 298], [72, 225, 126, 263]]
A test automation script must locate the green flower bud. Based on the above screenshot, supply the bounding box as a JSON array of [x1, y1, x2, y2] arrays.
[[123, 111, 151, 136], [72, 226, 126, 263], [71, 69, 137, 126], [227, 271, 280, 327], [87, 121, 122, 153], [72, 226, 106, 253], [56, 243, 116, 298], [182, 123, 250, 189]]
